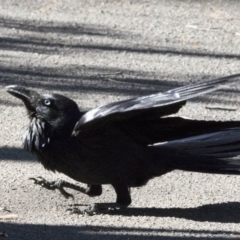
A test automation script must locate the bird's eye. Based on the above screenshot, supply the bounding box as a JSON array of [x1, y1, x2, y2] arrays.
[[43, 99, 51, 106]]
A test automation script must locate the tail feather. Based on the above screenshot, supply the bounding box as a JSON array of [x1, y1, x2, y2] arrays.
[[154, 128, 240, 175], [160, 128, 240, 158], [171, 154, 240, 175]]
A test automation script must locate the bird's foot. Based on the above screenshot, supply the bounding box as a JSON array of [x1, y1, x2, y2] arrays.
[[29, 176, 74, 199], [83, 203, 106, 215], [67, 203, 123, 215]]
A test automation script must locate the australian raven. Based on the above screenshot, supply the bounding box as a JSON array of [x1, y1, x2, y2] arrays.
[[6, 74, 240, 214]]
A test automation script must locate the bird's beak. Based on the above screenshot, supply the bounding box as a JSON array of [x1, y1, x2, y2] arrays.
[[6, 85, 40, 112]]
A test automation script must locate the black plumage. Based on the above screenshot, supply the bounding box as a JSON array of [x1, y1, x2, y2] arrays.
[[6, 73, 240, 213]]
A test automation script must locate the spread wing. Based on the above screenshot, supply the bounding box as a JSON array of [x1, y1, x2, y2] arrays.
[[73, 74, 240, 134]]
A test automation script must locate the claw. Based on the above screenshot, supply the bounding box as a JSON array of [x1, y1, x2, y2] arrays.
[[66, 207, 84, 215], [30, 176, 45, 185], [66, 204, 98, 215], [67, 203, 113, 215], [83, 203, 99, 215], [29, 176, 74, 199], [58, 184, 74, 199]]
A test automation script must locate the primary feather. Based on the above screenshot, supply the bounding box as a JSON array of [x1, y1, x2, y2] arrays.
[[74, 73, 240, 132]]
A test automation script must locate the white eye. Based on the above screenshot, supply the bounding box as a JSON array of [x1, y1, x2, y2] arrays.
[[43, 99, 51, 106]]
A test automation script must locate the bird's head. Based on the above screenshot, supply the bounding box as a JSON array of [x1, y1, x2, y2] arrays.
[[6, 85, 82, 136]]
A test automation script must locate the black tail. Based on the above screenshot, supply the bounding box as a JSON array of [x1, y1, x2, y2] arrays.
[[154, 128, 240, 175], [173, 156, 240, 175]]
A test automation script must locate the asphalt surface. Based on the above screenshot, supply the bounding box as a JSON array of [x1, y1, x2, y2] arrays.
[[1, 0, 240, 239]]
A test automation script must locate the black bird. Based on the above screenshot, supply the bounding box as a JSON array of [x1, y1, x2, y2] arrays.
[[6, 74, 240, 214]]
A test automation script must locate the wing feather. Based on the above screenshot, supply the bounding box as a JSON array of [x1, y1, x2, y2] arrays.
[[73, 73, 240, 133]]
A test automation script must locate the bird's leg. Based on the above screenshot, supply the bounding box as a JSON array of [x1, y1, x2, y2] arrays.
[[85, 184, 102, 197], [81, 184, 131, 215], [29, 176, 102, 199]]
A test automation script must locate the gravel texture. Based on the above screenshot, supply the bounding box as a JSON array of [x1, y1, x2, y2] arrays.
[[0, 0, 240, 239]]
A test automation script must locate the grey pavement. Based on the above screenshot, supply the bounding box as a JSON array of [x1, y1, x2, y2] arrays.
[[0, 0, 240, 239]]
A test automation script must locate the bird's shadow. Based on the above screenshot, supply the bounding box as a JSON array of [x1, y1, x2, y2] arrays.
[[100, 202, 240, 223]]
